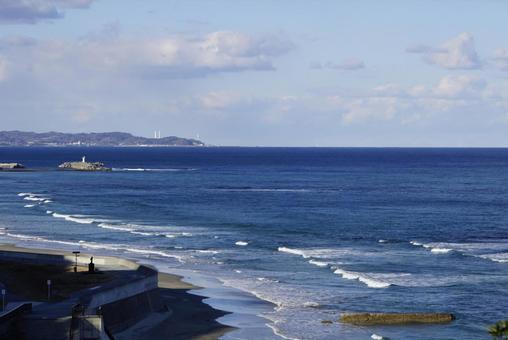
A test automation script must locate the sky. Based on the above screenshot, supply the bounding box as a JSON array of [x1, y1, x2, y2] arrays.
[[1, 0, 508, 146]]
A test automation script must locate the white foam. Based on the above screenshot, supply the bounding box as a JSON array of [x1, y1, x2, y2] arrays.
[[18, 193, 33, 197], [278, 247, 309, 258], [112, 168, 195, 172], [277, 246, 346, 260], [378, 239, 387, 243], [413, 241, 508, 260], [371, 334, 385, 340], [333, 268, 391, 288], [24, 196, 46, 202], [256, 277, 279, 283], [24, 204, 35, 208], [43, 200, 52, 204], [303, 302, 320, 308], [265, 323, 301, 340], [196, 250, 219, 254], [98, 223, 132, 232], [52, 213, 94, 224], [308, 260, 328, 267], [2, 232, 185, 263], [235, 241, 248, 246], [129, 231, 160, 236], [124, 247, 183, 261], [218, 188, 310, 193], [478, 252, 508, 263], [430, 247, 452, 254], [411, 241, 455, 254], [46, 210, 53, 214]]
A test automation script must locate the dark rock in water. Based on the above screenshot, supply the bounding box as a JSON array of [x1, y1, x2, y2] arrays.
[[321, 320, 333, 325], [339, 313, 455, 325], [0, 163, 24, 170], [59, 161, 110, 171]]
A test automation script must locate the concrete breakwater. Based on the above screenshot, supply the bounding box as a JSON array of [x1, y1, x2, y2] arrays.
[[58, 161, 110, 171], [340, 312, 455, 325]]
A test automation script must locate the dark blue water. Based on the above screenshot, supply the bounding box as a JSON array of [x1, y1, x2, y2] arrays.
[[1, 147, 508, 339]]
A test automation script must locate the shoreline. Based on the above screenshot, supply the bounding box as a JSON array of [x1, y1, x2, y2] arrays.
[[0, 243, 236, 339]]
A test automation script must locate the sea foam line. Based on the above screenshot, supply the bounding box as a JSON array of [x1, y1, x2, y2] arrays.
[[112, 168, 197, 172], [278, 247, 310, 258], [0, 231, 184, 262], [410, 241, 452, 254], [333, 268, 392, 288], [52, 213, 95, 224], [308, 260, 328, 267]]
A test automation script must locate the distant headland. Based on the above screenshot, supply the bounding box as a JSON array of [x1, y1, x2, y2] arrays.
[[0, 131, 204, 147]]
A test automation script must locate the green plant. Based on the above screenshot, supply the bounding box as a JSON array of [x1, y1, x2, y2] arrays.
[[489, 320, 508, 340]]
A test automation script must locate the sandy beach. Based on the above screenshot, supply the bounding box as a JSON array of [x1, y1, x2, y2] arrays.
[[0, 243, 234, 340]]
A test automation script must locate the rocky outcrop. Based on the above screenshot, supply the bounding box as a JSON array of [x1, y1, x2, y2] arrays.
[[339, 313, 455, 325], [59, 162, 110, 171], [0, 163, 24, 170]]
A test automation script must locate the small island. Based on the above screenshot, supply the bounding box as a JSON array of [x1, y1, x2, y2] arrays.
[[59, 156, 111, 171]]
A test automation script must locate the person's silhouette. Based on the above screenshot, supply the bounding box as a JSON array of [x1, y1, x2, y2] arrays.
[[88, 256, 95, 273]]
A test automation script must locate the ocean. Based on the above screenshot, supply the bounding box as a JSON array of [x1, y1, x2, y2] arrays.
[[1, 147, 507, 339]]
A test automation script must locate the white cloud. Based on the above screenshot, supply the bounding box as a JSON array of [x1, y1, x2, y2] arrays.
[[0, 55, 7, 81], [311, 58, 365, 70], [330, 96, 399, 123], [326, 75, 493, 124], [433, 75, 486, 98], [407, 33, 480, 69], [493, 48, 508, 71], [0, 31, 294, 80], [0, 0, 95, 24]]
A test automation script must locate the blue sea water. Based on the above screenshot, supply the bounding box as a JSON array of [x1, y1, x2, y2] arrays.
[[1, 147, 508, 339]]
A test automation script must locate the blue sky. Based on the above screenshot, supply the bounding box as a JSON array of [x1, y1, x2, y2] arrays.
[[1, 0, 508, 146]]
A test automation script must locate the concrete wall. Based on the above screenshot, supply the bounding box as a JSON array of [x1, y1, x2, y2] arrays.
[[0, 303, 32, 338], [0, 249, 157, 315], [100, 289, 164, 334], [84, 274, 158, 314], [0, 249, 141, 269]]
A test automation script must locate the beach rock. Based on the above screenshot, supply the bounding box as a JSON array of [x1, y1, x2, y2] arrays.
[[339, 312, 455, 325], [59, 161, 111, 171], [0, 163, 24, 170], [321, 320, 333, 325]]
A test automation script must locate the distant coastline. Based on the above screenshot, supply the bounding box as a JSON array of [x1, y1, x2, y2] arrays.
[[0, 131, 205, 147]]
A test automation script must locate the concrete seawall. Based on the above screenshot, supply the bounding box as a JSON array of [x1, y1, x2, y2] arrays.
[[84, 269, 158, 314], [0, 245, 142, 269], [0, 246, 158, 314]]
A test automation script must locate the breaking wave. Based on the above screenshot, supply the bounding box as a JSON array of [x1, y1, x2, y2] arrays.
[[333, 268, 392, 288], [0, 231, 184, 262], [410, 241, 508, 262], [112, 168, 197, 172], [52, 213, 95, 224], [308, 260, 328, 267]]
